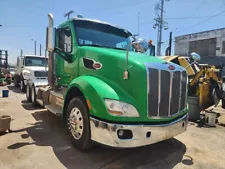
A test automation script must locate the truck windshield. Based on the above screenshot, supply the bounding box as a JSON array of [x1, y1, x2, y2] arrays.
[[24, 57, 48, 67], [74, 20, 132, 51]]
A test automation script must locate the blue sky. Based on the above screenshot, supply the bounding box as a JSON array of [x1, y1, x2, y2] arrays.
[[0, 0, 225, 64]]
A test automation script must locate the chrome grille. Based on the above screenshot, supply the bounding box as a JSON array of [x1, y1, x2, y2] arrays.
[[147, 67, 187, 118], [34, 71, 48, 77]]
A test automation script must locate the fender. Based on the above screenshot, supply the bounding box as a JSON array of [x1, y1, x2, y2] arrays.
[[64, 75, 135, 120]]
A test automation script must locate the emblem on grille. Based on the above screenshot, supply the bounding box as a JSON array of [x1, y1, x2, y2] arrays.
[[168, 65, 175, 70]]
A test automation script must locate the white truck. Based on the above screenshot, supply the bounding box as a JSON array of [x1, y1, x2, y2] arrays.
[[14, 55, 48, 104]]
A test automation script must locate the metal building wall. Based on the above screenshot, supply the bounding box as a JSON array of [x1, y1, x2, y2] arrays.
[[174, 28, 225, 57]]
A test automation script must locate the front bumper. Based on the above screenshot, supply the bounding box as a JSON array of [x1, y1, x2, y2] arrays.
[[90, 114, 188, 148]]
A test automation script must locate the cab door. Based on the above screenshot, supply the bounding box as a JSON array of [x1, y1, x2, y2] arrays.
[[55, 26, 74, 86]]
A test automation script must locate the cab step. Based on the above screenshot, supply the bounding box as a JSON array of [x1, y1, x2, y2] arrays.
[[45, 104, 62, 116]]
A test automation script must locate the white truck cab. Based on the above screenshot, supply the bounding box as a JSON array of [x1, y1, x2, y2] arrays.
[[14, 55, 48, 102]]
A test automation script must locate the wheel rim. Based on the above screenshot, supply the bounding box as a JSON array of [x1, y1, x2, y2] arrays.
[[32, 87, 35, 102], [68, 107, 84, 140]]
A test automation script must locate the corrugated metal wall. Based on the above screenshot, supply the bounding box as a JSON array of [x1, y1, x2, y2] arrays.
[[189, 38, 216, 57]]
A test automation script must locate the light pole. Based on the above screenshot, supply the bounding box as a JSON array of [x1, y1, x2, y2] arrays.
[[31, 39, 36, 55]]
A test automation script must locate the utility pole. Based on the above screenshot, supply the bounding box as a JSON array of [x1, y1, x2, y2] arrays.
[[64, 10, 74, 20], [153, 0, 169, 56], [138, 12, 140, 36], [31, 39, 36, 55], [40, 44, 42, 56], [20, 49, 23, 57]]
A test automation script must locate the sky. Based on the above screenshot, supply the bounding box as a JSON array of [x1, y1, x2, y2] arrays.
[[0, 0, 225, 64]]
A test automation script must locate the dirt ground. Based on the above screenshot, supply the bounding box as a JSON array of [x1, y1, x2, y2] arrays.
[[1, 85, 225, 169]]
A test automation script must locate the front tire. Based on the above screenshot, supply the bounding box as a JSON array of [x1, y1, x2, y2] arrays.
[[31, 85, 38, 106], [20, 76, 26, 92], [26, 84, 32, 102], [66, 97, 93, 151]]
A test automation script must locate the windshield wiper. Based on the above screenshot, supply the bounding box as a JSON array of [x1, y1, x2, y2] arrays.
[[80, 44, 104, 48]]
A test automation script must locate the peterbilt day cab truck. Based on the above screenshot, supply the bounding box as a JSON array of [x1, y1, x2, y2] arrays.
[[32, 13, 189, 151]]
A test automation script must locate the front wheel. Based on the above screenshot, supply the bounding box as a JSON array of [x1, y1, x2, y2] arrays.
[[31, 85, 38, 106], [26, 84, 32, 102], [20, 76, 26, 92], [66, 97, 93, 151]]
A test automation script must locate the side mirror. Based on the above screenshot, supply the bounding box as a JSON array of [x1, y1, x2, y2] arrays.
[[133, 38, 148, 53], [185, 52, 201, 69], [53, 47, 72, 63], [190, 52, 201, 62]]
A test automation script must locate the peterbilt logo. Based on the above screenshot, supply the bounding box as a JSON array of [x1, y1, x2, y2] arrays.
[[168, 65, 175, 70]]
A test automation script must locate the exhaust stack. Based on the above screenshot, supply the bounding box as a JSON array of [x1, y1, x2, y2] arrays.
[[46, 13, 55, 88]]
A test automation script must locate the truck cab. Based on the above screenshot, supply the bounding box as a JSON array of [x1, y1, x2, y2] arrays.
[[34, 14, 189, 151], [14, 55, 48, 92]]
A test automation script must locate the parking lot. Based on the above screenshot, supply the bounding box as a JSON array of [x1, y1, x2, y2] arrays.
[[1, 85, 225, 169]]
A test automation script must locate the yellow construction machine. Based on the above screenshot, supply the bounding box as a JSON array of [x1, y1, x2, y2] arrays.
[[160, 53, 225, 117]]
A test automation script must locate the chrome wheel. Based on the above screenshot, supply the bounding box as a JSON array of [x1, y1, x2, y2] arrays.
[[69, 107, 84, 140]]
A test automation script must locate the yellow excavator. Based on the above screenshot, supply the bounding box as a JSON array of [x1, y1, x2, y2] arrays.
[[160, 53, 225, 118]]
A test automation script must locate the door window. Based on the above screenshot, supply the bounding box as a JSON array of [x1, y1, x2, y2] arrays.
[[58, 27, 72, 53]]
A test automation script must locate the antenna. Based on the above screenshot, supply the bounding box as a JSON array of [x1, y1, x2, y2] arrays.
[[64, 10, 74, 20]]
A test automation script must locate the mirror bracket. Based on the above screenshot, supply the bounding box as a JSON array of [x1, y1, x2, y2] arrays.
[[53, 47, 72, 63]]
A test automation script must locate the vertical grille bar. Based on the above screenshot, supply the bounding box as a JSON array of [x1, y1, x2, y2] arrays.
[[159, 70, 170, 116], [170, 71, 181, 115], [180, 71, 187, 111], [148, 68, 159, 116]]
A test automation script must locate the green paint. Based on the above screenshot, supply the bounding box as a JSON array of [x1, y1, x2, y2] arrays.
[[55, 19, 187, 123]]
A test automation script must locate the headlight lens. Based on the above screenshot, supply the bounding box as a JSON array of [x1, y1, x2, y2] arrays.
[[23, 71, 31, 77], [104, 99, 140, 117]]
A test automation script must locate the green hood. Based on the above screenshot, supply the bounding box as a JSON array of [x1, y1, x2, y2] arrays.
[[78, 46, 169, 121]]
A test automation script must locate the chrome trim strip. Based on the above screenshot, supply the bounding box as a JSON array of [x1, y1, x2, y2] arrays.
[[157, 70, 161, 116], [168, 72, 173, 116], [179, 71, 182, 111]]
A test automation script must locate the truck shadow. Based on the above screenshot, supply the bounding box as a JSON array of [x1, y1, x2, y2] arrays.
[[8, 110, 189, 169], [7, 85, 22, 94]]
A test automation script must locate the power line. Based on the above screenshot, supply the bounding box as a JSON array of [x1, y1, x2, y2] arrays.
[[195, 0, 205, 10], [165, 15, 225, 20], [178, 10, 225, 32]]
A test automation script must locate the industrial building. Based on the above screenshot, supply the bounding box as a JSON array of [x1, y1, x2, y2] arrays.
[[174, 28, 225, 58]]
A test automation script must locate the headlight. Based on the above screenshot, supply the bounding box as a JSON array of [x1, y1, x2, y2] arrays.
[[104, 99, 140, 117], [22, 71, 31, 77]]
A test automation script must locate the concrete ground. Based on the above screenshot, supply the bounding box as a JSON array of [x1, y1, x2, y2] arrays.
[[0, 85, 225, 169]]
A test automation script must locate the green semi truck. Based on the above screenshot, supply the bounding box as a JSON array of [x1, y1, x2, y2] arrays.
[[31, 13, 189, 151]]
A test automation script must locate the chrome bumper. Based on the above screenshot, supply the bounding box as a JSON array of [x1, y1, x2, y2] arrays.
[[90, 114, 187, 148]]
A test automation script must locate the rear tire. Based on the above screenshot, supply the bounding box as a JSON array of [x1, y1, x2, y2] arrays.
[[14, 75, 20, 87], [26, 84, 32, 102], [66, 97, 93, 151]]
